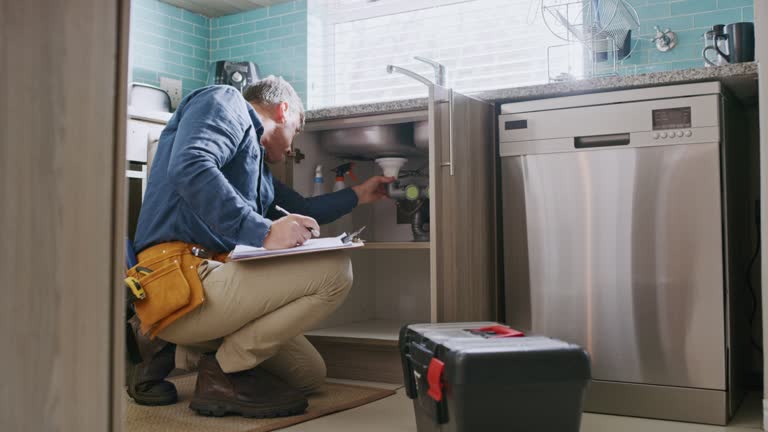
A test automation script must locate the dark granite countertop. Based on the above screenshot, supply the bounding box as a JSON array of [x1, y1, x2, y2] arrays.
[[305, 62, 758, 122]]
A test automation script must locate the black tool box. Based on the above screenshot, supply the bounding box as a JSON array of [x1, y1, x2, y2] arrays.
[[399, 322, 591, 432]]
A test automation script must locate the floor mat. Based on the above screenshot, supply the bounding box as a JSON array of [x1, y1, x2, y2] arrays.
[[125, 374, 397, 432]]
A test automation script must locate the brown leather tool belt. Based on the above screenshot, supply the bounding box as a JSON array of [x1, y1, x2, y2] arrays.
[[127, 241, 228, 339]]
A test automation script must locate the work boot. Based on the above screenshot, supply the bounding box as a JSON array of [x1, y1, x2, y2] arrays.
[[127, 342, 179, 406], [189, 354, 308, 418]]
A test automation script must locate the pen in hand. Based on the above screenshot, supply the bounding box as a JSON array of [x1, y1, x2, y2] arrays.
[[274, 205, 320, 238]]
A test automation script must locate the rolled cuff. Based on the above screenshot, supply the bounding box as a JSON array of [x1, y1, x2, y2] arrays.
[[237, 212, 273, 247]]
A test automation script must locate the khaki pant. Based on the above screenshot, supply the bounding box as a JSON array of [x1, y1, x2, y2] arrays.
[[158, 251, 353, 394]]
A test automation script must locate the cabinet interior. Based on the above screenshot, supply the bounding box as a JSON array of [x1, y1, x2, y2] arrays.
[[283, 112, 433, 342]]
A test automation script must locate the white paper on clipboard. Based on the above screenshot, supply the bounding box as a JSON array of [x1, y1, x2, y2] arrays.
[[229, 233, 364, 261]]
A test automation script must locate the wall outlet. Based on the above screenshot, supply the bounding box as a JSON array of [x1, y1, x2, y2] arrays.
[[159, 77, 182, 110]]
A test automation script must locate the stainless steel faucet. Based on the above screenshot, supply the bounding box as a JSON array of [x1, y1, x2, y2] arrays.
[[386, 57, 454, 177], [386, 64, 435, 87], [414, 56, 446, 86], [386, 56, 447, 88]]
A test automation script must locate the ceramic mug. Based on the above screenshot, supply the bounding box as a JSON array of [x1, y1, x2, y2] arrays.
[[703, 22, 755, 65]]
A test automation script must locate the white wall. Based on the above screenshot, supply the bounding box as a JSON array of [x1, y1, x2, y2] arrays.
[[758, 0, 768, 429]]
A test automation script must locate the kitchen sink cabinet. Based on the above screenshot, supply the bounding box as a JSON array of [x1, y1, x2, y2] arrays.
[[281, 87, 497, 383]]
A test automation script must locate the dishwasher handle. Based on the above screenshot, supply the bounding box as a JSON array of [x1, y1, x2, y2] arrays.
[[574, 133, 630, 149]]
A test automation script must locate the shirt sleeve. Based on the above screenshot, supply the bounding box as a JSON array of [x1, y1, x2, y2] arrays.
[[167, 87, 273, 247], [268, 178, 359, 225]]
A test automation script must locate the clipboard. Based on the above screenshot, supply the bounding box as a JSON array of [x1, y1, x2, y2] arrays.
[[228, 229, 365, 262]]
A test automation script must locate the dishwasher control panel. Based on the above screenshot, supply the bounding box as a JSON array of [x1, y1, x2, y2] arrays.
[[498, 94, 719, 145], [653, 129, 694, 139], [652, 106, 692, 130]]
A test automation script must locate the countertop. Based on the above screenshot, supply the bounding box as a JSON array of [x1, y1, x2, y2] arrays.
[[305, 62, 759, 122]]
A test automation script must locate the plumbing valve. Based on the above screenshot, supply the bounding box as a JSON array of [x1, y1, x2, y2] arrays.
[[651, 26, 677, 52]]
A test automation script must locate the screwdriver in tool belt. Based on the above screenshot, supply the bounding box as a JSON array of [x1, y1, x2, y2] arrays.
[[274, 205, 320, 237]]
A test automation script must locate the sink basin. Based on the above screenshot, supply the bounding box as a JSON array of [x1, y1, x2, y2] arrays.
[[320, 124, 426, 160], [414, 120, 429, 152]]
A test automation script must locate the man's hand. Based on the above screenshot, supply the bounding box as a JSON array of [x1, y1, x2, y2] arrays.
[[352, 176, 396, 205], [263, 214, 320, 250]]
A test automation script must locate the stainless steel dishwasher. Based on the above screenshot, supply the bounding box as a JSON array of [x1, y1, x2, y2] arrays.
[[498, 82, 752, 425]]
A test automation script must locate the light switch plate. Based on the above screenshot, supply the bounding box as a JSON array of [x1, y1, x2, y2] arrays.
[[159, 77, 183, 109]]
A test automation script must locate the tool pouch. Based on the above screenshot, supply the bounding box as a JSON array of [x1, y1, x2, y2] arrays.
[[127, 243, 207, 339], [131, 260, 190, 330]]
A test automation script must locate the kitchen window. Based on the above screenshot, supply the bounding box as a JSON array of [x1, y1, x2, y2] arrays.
[[307, 0, 575, 108]]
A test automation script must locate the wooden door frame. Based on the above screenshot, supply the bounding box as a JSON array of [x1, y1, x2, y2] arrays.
[[756, 0, 768, 429], [1, 0, 128, 430], [112, 0, 131, 430]]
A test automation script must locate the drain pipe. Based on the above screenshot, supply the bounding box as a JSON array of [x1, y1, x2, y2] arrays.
[[411, 210, 430, 242], [388, 183, 429, 201]]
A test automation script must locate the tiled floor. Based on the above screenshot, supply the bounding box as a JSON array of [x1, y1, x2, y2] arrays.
[[282, 380, 763, 432]]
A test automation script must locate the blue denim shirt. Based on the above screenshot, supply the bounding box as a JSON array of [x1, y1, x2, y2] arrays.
[[134, 85, 358, 254]]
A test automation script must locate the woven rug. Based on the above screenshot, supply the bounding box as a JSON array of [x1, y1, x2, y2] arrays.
[[125, 374, 396, 432]]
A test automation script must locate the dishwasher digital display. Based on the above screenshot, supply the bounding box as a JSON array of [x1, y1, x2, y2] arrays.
[[652, 107, 692, 130]]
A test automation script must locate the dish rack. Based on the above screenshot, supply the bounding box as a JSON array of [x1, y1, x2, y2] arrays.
[[540, 0, 640, 81]]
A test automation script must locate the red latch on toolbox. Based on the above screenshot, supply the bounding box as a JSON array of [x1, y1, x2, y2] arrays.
[[476, 325, 525, 338], [427, 357, 445, 402]]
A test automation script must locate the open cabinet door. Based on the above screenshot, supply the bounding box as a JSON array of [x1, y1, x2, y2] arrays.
[[1, 0, 128, 431], [429, 85, 497, 322]]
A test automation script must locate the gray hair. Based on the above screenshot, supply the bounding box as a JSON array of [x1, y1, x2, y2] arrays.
[[243, 75, 305, 127]]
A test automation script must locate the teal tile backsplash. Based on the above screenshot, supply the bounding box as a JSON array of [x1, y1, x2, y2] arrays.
[[130, 0, 307, 103], [130, 0, 209, 97], [129, 0, 751, 103], [618, 0, 754, 75], [671, 0, 717, 16], [210, 1, 308, 102]]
